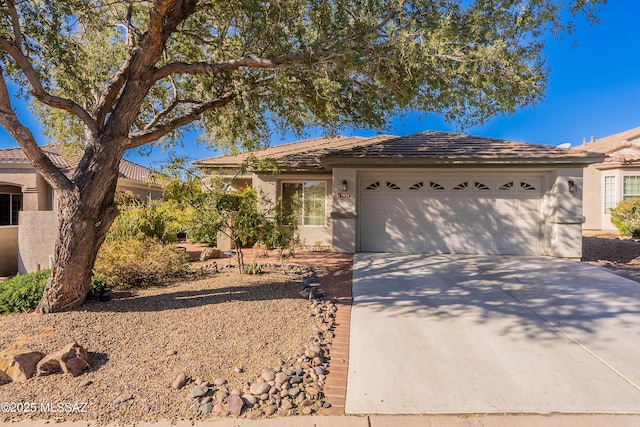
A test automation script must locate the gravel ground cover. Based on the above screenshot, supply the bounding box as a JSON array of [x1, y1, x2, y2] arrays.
[[582, 235, 640, 282], [0, 262, 321, 424]]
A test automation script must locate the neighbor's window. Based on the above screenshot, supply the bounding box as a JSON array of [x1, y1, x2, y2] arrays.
[[282, 182, 326, 226], [0, 193, 22, 226], [604, 176, 616, 214], [623, 176, 640, 201]]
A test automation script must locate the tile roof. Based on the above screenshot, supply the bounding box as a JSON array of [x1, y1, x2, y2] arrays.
[[194, 135, 394, 170], [196, 131, 604, 171], [578, 126, 640, 154], [0, 146, 159, 184]]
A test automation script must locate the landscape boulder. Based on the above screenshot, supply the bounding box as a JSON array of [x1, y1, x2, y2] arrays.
[[199, 248, 221, 261], [36, 342, 91, 377], [0, 349, 45, 383]]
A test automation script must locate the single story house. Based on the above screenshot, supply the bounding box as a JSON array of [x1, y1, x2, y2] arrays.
[[194, 131, 603, 258], [0, 146, 164, 276], [581, 126, 640, 232]]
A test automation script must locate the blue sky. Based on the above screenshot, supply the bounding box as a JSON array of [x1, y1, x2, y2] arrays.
[[1, 1, 638, 170]]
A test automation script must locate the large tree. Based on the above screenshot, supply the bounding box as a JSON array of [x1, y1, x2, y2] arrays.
[[0, 0, 603, 313]]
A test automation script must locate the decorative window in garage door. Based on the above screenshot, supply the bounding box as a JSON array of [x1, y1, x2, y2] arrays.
[[474, 181, 491, 190], [364, 180, 404, 191], [386, 181, 401, 190], [498, 179, 540, 192], [361, 176, 542, 194], [453, 181, 468, 190], [365, 181, 381, 190]]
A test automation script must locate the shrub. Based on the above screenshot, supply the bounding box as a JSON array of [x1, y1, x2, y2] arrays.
[[0, 270, 116, 314], [610, 199, 640, 238], [94, 237, 191, 288], [0, 269, 50, 315], [89, 272, 109, 298], [242, 262, 263, 275], [107, 193, 182, 244]]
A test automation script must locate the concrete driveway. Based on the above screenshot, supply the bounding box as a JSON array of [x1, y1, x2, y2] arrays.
[[346, 254, 640, 414]]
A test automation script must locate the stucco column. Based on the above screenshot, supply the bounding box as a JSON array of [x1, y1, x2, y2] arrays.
[[549, 168, 585, 258], [331, 168, 357, 253]]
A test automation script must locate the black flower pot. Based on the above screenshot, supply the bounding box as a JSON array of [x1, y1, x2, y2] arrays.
[[99, 289, 111, 302]]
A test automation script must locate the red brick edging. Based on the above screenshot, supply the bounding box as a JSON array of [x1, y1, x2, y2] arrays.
[[319, 255, 353, 415]]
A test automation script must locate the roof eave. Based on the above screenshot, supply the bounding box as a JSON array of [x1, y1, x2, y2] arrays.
[[321, 155, 606, 168]]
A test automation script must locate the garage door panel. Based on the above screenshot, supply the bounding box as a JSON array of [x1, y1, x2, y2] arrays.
[[359, 174, 543, 255], [517, 198, 540, 211], [361, 214, 388, 233]]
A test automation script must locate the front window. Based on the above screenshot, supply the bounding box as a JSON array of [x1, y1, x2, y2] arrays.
[[282, 181, 326, 226], [604, 176, 616, 214], [623, 176, 640, 201], [0, 193, 22, 225]]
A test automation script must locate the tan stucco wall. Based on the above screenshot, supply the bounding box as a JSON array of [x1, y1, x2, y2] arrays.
[[18, 211, 58, 274], [0, 166, 52, 211], [117, 179, 164, 201], [582, 165, 602, 230], [331, 168, 357, 253], [0, 226, 18, 276], [265, 173, 333, 249], [546, 168, 585, 258]]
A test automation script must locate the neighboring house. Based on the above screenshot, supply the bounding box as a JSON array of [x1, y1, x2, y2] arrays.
[[194, 131, 603, 258], [0, 146, 164, 276], [581, 126, 640, 233]]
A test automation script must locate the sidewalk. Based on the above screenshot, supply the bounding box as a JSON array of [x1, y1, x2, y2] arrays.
[[12, 414, 640, 426]]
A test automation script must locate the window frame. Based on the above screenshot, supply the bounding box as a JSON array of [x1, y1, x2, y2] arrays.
[[0, 192, 22, 226], [623, 175, 640, 201], [604, 175, 616, 214], [281, 181, 327, 227]]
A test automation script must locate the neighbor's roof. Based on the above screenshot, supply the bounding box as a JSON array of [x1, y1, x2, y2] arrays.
[[579, 126, 640, 154], [0, 146, 159, 184], [195, 131, 604, 171]]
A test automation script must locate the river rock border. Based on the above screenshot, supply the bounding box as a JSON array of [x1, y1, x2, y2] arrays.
[[179, 264, 337, 419]]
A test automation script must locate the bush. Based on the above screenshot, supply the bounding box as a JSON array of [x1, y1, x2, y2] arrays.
[[242, 262, 263, 275], [89, 272, 109, 298], [610, 199, 640, 238], [94, 237, 191, 288], [0, 270, 115, 314], [107, 193, 182, 244], [0, 269, 50, 315]]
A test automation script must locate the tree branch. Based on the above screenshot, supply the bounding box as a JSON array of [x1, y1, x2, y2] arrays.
[[148, 0, 180, 45], [95, 55, 132, 126], [0, 38, 99, 136], [153, 51, 334, 81], [126, 92, 237, 148], [0, 69, 73, 192], [6, 0, 22, 48]]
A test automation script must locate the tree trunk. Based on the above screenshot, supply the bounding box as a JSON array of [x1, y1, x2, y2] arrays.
[[36, 147, 121, 314], [234, 239, 244, 274]]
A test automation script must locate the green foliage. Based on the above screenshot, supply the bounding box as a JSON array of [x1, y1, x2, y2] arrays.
[[0, 270, 50, 315], [0, 269, 115, 314], [162, 175, 219, 244], [610, 199, 640, 238], [94, 238, 191, 288], [89, 272, 108, 298], [107, 192, 182, 244], [242, 262, 263, 275], [1, 1, 606, 152]]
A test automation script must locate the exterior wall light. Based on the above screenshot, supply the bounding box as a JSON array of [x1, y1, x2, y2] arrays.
[[568, 180, 577, 193], [341, 180, 348, 191]]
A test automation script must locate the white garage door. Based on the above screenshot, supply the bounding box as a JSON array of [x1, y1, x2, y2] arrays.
[[359, 174, 543, 255]]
